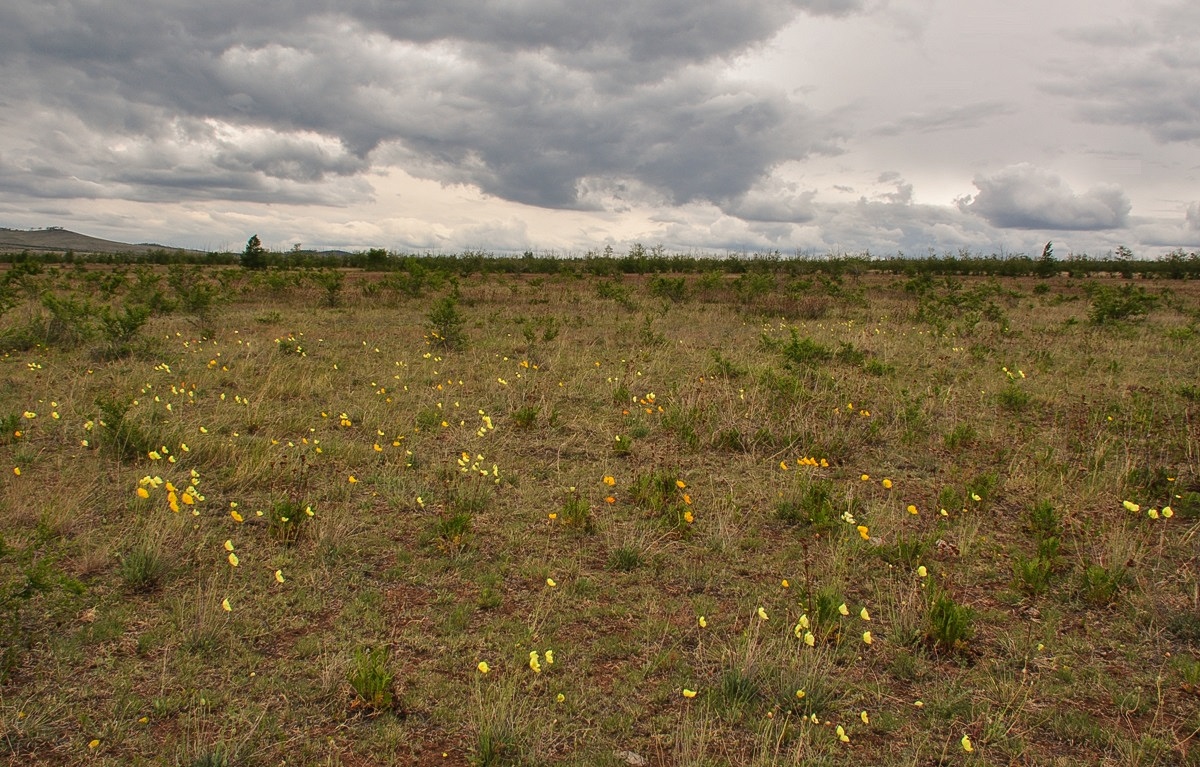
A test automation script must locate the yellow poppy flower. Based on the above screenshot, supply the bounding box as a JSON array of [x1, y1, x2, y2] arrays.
[[221, 598, 231, 612], [275, 570, 285, 583], [682, 688, 697, 698], [477, 661, 490, 674], [529, 651, 541, 673], [859, 607, 871, 621], [698, 615, 707, 628], [136, 487, 150, 499], [836, 725, 849, 743], [882, 478, 892, 489], [862, 631, 872, 644], [961, 734, 973, 752], [860, 711, 869, 724], [757, 606, 769, 621], [838, 603, 849, 616]]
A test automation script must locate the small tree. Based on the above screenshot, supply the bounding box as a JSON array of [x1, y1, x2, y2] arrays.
[[1036, 241, 1056, 278], [241, 235, 266, 270]]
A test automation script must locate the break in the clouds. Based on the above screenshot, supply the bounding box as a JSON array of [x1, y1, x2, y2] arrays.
[[0, 0, 1197, 255]]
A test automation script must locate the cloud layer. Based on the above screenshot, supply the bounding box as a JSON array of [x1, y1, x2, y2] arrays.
[[0, 0, 1197, 255], [960, 164, 1131, 231]]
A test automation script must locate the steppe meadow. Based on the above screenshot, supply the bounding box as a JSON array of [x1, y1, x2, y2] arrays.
[[1, 252, 1198, 766]]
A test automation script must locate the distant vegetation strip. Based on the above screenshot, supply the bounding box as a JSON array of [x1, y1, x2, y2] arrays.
[[3, 240, 1199, 279]]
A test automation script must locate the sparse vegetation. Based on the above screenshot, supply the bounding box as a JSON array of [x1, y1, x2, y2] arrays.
[[0, 258, 1196, 765]]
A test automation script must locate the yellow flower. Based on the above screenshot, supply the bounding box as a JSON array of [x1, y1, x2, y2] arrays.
[[757, 606, 769, 621], [857, 525, 870, 540], [780, 461, 789, 471], [477, 661, 490, 674], [682, 688, 697, 698], [556, 693, 565, 703], [603, 475, 615, 486], [676, 480, 687, 489], [231, 510, 244, 523], [136, 486, 149, 499], [529, 651, 542, 673], [804, 631, 815, 647], [859, 607, 871, 621], [1163, 506, 1174, 518], [221, 598, 232, 612], [838, 603, 849, 616], [836, 725, 849, 743], [13, 467, 21, 476], [698, 615, 707, 628], [882, 478, 892, 489], [1148, 508, 1160, 519], [860, 474, 870, 481], [228, 553, 239, 567], [88, 739, 100, 749], [907, 504, 918, 515], [544, 650, 554, 665], [798, 613, 810, 629], [781, 579, 790, 588], [961, 734, 974, 753], [1122, 500, 1140, 512], [860, 710, 869, 724], [683, 510, 694, 524], [224, 540, 235, 551], [862, 631, 873, 644], [795, 689, 806, 699], [348, 476, 358, 484], [917, 565, 928, 577], [546, 578, 557, 588], [168, 492, 180, 513]]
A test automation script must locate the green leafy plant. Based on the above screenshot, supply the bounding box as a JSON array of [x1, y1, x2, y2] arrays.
[[925, 590, 974, 653], [348, 646, 395, 712], [267, 499, 314, 544]]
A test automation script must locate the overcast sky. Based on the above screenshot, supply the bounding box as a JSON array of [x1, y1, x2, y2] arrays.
[[1, 0, 1198, 256]]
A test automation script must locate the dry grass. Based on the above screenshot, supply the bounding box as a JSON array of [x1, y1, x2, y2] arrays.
[[1, 265, 1198, 765]]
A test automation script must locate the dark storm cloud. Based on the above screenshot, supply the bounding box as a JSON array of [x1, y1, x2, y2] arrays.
[[0, 0, 858, 208], [1047, 2, 1200, 144], [958, 164, 1131, 231]]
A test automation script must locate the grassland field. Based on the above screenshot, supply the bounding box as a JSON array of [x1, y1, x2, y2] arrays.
[[1, 263, 1198, 766]]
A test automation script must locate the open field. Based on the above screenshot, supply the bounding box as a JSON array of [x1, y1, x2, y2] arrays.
[[1, 262, 1199, 766]]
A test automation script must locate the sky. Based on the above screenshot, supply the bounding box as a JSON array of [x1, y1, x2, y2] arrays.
[[1, 0, 1198, 257]]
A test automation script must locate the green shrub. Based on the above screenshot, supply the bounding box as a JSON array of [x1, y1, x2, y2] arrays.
[[1088, 284, 1157, 324], [428, 292, 467, 350]]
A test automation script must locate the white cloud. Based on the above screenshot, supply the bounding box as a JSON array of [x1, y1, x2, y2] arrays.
[[959, 164, 1131, 231]]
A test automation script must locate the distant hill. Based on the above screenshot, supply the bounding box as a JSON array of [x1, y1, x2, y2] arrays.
[[0, 227, 204, 255]]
